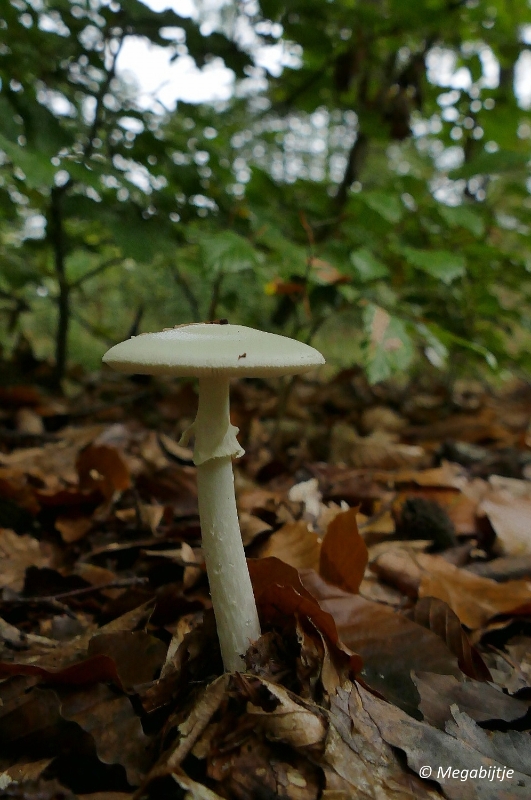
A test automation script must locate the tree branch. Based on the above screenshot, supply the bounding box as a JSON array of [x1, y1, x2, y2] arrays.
[[207, 273, 224, 321], [170, 265, 201, 321], [50, 186, 69, 388], [334, 132, 368, 211], [70, 257, 122, 289]]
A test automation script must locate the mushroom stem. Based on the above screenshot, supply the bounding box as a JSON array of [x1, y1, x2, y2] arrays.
[[194, 377, 261, 671]]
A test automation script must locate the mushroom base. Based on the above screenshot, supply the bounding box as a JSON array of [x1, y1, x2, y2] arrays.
[[197, 455, 261, 672]]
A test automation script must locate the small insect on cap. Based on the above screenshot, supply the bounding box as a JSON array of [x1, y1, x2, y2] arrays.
[[102, 322, 325, 378]]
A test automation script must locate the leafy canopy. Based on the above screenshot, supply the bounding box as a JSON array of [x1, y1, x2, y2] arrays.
[[0, 0, 530, 382]]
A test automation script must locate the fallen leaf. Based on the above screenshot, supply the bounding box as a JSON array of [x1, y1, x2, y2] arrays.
[[239, 511, 272, 546], [0, 467, 40, 515], [3, 760, 53, 783], [407, 597, 492, 681], [323, 682, 439, 799], [59, 683, 152, 786], [0, 602, 156, 688], [55, 515, 93, 543], [330, 423, 426, 470], [0, 529, 50, 592], [257, 521, 321, 571], [359, 683, 530, 799], [164, 675, 230, 770], [245, 676, 327, 748], [417, 553, 531, 629], [413, 672, 529, 729], [480, 488, 531, 556], [319, 508, 368, 594], [77, 444, 131, 500], [172, 769, 225, 800], [249, 557, 362, 674], [446, 707, 531, 777], [301, 570, 461, 717]]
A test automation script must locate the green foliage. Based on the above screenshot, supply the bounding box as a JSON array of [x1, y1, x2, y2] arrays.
[[0, 0, 530, 383]]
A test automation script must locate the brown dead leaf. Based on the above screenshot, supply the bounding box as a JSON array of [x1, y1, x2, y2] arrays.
[[323, 682, 439, 799], [413, 672, 529, 729], [257, 521, 321, 571], [239, 512, 272, 546], [480, 487, 531, 556], [373, 548, 531, 629], [55, 514, 93, 543], [0, 426, 104, 489], [301, 570, 461, 717], [446, 707, 531, 777], [371, 545, 425, 597], [3, 760, 53, 784], [249, 557, 362, 674], [59, 683, 152, 786], [237, 487, 282, 515], [246, 677, 327, 748], [172, 769, 225, 800], [407, 597, 491, 681], [382, 462, 468, 490], [0, 602, 156, 688], [87, 631, 166, 688], [319, 508, 368, 594], [77, 444, 131, 500], [359, 683, 530, 799], [0, 467, 40, 515], [209, 732, 321, 800], [15, 408, 44, 434], [417, 553, 531, 629], [165, 675, 230, 770], [0, 529, 50, 592], [330, 423, 426, 470]]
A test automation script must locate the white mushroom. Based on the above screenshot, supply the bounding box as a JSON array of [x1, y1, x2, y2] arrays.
[[102, 322, 325, 671]]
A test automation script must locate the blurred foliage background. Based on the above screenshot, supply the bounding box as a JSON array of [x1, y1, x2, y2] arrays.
[[0, 0, 531, 388]]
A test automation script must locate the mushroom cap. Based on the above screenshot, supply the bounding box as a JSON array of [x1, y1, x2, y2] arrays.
[[102, 323, 325, 378]]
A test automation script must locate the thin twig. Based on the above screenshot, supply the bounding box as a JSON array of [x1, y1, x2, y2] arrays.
[[2, 576, 149, 606], [70, 257, 122, 290]]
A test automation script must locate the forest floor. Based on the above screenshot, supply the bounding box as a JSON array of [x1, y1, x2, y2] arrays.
[[0, 362, 531, 800]]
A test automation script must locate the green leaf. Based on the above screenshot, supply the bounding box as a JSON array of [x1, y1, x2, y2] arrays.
[[428, 323, 498, 369], [200, 231, 259, 275], [451, 150, 529, 179], [0, 134, 55, 188], [350, 248, 390, 282], [401, 247, 466, 284], [363, 192, 403, 224], [0, 253, 41, 288], [416, 323, 449, 368], [362, 304, 414, 383], [437, 204, 485, 238]]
